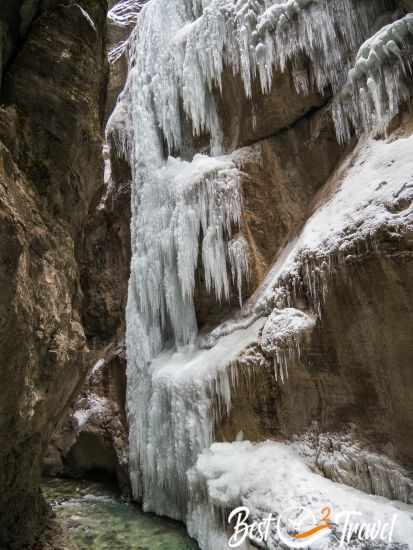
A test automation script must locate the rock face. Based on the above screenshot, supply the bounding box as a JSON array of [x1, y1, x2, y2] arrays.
[[216, 113, 413, 503], [44, 343, 130, 495], [106, 1, 413, 547], [0, 1, 109, 547], [42, 0, 133, 500], [195, 106, 347, 330]]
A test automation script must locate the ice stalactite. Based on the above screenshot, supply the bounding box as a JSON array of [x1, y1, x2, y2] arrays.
[[334, 13, 413, 143], [107, 0, 252, 526], [260, 307, 316, 382], [108, 0, 145, 27], [111, 0, 396, 154]]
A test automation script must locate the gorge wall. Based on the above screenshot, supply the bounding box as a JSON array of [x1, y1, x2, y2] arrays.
[[0, 1, 129, 547]]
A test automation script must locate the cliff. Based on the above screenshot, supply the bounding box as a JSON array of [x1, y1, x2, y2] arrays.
[[0, 1, 117, 547]]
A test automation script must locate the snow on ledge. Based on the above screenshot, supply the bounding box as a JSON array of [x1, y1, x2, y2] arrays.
[[191, 440, 413, 549], [254, 131, 413, 312]]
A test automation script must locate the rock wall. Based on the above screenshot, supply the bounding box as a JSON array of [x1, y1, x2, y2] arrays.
[[43, 0, 133, 500], [0, 1, 110, 547], [215, 110, 413, 501]]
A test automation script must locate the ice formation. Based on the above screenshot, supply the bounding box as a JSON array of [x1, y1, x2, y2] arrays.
[[260, 308, 316, 382], [107, 0, 146, 63], [108, 0, 145, 27], [295, 432, 413, 504], [106, 0, 413, 548], [128, 318, 264, 520], [110, 0, 396, 151], [334, 13, 413, 143], [192, 440, 413, 549]]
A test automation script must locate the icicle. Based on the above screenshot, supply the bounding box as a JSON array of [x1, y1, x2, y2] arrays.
[[261, 307, 316, 384], [109, 0, 145, 27], [333, 13, 413, 143]]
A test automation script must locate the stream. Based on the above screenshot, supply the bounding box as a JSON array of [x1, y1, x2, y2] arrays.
[[43, 478, 199, 550]]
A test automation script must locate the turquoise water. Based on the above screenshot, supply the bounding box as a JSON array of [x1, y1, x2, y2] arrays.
[[43, 478, 199, 550]]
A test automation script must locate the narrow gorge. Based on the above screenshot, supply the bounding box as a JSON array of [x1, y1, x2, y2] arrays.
[[0, 0, 413, 549]]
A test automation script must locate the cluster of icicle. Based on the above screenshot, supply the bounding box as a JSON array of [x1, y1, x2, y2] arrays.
[[106, 0, 413, 548], [115, 0, 402, 148], [260, 307, 316, 383], [334, 12, 413, 143]]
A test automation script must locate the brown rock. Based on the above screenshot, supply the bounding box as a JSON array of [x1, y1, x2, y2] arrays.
[[215, 117, 413, 501], [44, 344, 130, 496], [195, 105, 347, 330], [217, 64, 326, 151], [0, 1, 108, 547]]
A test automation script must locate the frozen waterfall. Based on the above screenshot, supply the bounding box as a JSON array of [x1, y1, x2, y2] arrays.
[[107, 0, 413, 547]]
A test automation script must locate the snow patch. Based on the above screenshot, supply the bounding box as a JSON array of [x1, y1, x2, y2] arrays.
[[255, 132, 413, 314], [191, 440, 413, 549]]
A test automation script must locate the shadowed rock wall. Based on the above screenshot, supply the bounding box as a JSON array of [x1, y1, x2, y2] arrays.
[[0, 1, 108, 547]]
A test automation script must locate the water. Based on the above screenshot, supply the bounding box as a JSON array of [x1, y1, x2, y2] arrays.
[[43, 478, 199, 550]]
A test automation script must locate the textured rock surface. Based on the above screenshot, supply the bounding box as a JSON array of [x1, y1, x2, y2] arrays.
[[0, 0, 412, 548], [0, 1, 108, 547], [215, 114, 413, 503], [44, 343, 130, 496], [106, 0, 413, 520], [195, 106, 347, 331], [217, 66, 326, 151], [44, 0, 132, 499]]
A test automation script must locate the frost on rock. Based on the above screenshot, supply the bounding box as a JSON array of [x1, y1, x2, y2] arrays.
[[295, 431, 413, 504], [249, 130, 413, 389], [334, 13, 413, 143], [73, 396, 109, 431], [191, 440, 413, 549], [260, 307, 316, 382]]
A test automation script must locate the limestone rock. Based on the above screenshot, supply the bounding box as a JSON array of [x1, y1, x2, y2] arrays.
[[216, 114, 413, 499], [195, 105, 347, 330], [0, 1, 108, 547], [44, 343, 130, 496]]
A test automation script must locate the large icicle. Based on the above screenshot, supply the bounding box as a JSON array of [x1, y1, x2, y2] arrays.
[[111, 0, 395, 153]]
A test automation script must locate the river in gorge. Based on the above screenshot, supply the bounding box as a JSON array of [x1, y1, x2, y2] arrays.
[[43, 478, 199, 550]]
